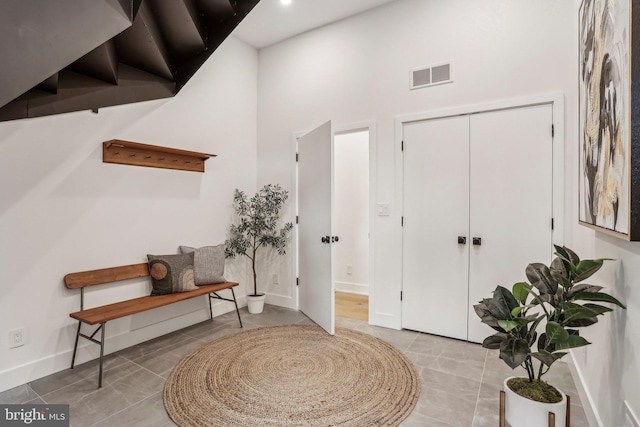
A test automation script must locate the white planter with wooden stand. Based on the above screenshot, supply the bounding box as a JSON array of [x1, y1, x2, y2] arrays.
[[500, 377, 569, 427], [247, 293, 266, 314]]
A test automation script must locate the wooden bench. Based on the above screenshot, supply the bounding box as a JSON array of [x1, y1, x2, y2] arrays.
[[64, 262, 242, 388]]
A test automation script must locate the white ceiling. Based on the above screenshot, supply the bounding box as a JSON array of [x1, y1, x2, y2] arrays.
[[232, 0, 397, 49]]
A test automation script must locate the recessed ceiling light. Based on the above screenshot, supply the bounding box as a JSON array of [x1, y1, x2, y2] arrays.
[[280, 0, 292, 5]]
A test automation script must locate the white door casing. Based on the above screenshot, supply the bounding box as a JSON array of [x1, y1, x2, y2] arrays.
[[401, 103, 554, 342], [297, 120, 336, 335]]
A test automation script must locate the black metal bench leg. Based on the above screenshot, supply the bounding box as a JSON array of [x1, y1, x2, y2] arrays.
[[231, 288, 243, 328], [98, 323, 106, 388], [70, 322, 81, 369], [208, 294, 214, 320]]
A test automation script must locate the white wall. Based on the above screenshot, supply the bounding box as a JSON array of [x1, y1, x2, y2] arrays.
[[0, 36, 258, 392], [256, 0, 639, 425], [257, 0, 578, 328], [583, 239, 640, 427], [563, 1, 640, 425], [334, 130, 369, 295]]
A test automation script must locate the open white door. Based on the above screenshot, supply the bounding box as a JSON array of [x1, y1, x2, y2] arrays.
[[297, 121, 335, 335]]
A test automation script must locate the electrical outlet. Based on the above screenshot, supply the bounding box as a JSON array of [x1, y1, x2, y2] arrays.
[[272, 274, 278, 285], [9, 327, 25, 348], [346, 265, 353, 275]]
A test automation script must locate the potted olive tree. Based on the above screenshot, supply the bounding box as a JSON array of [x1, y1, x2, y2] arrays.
[[474, 245, 625, 427], [225, 184, 293, 314]]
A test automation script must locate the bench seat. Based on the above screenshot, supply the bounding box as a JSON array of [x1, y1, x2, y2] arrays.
[[65, 262, 243, 388], [70, 282, 239, 325]]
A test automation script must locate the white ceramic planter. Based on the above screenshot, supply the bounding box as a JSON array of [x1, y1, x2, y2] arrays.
[[247, 293, 266, 314], [504, 377, 567, 427]]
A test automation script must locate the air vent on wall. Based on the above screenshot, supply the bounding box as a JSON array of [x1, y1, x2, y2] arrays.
[[410, 62, 453, 90]]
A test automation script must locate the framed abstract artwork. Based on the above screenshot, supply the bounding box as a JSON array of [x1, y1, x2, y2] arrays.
[[578, 0, 640, 240]]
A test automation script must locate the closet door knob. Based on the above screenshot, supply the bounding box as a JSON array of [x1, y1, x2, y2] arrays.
[[473, 237, 482, 246], [458, 236, 467, 245]]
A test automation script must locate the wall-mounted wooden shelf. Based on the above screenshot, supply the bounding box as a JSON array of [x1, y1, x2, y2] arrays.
[[102, 140, 216, 173]]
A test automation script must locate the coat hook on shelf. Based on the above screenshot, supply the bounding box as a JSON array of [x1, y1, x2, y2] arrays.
[[102, 140, 215, 172], [104, 142, 125, 149]]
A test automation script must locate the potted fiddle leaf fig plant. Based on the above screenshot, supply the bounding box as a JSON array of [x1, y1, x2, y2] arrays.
[[225, 184, 293, 314], [474, 245, 625, 427]]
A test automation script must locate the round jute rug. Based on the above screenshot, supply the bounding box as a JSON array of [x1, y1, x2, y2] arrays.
[[163, 324, 419, 426]]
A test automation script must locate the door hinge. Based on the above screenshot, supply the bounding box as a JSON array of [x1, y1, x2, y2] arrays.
[[401, 216, 404, 227], [551, 125, 555, 138], [296, 277, 299, 286], [551, 218, 555, 230], [296, 215, 299, 224], [296, 152, 299, 162], [401, 140, 404, 151], [400, 291, 403, 301]]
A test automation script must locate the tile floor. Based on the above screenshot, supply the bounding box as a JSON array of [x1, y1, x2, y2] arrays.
[[0, 305, 589, 427]]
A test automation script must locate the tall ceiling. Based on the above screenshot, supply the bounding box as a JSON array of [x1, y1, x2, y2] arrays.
[[0, 0, 397, 121], [232, 0, 397, 49]]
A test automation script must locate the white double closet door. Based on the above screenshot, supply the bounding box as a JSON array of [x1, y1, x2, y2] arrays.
[[402, 104, 554, 343]]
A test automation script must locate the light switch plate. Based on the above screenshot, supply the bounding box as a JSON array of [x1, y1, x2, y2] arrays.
[[377, 204, 390, 216]]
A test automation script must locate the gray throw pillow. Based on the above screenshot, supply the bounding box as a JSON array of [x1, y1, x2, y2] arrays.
[[179, 244, 226, 285], [147, 252, 197, 295]]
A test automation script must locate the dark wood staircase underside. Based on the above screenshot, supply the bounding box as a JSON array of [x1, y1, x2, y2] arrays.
[[0, 0, 260, 122]]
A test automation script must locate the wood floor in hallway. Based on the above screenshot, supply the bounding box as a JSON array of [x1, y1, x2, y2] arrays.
[[335, 291, 368, 321]]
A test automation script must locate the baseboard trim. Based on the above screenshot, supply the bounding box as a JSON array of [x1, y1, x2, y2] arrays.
[[0, 299, 245, 394], [625, 400, 640, 427], [568, 352, 602, 427], [370, 312, 400, 330], [265, 292, 296, 310], [335, 281, 369, 295]]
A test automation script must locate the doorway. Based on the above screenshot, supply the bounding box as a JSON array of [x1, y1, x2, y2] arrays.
[[334, 129, 370, 321], [295, 124, 374, 328]]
